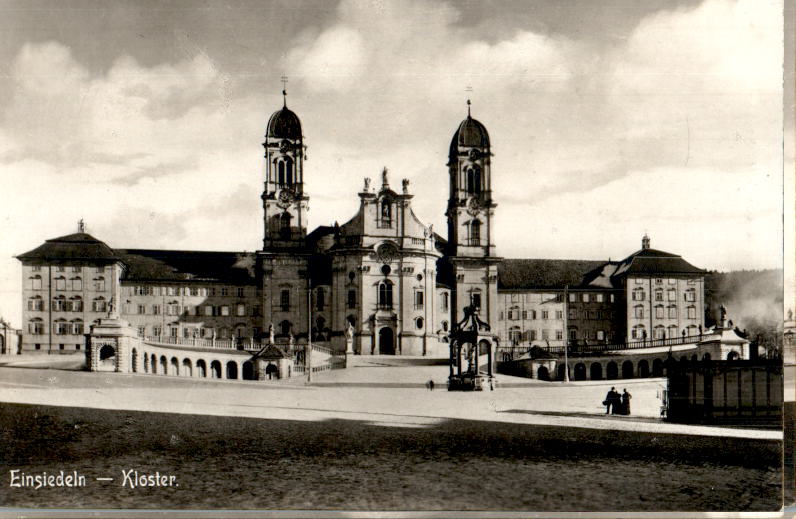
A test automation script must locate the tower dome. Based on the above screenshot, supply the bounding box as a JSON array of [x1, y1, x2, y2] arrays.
[[266, 106, 302, 140], [448, 113, 490, 163]]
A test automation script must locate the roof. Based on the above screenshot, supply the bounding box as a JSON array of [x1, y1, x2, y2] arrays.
[[449, 115, 490, 161], [498, 259, 605, 290], [266, 106, 302, 140], [613, 248, 704, 277], [116, 249, 257, 284], [17, 233, 120, 262]]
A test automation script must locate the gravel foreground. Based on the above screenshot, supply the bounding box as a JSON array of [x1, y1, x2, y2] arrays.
[[0, 402, 782, 512]]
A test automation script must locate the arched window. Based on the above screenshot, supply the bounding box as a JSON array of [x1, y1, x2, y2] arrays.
[[71, 319, 84, 335], [508, 326, 522, 346], [347, 290, 356, 309], [29, 275, 42, 290], [280, 289, 290, 311], [441, 292, 449, 311], [70, 277, 82, 291], [92, 297, 106, 313], [466, 166, 481, 194], [654, 325, 666, 339], [316, 287, 325, 310], [27, 296, 43, 311], [468, 220, 481, 246], [52, 295, 66, 312], [28, 318, 44, 335], [53, 318, 69, 335], [277, 159, 289, 186], [415, 317, 424, 330], [378, 281, 393, 309], [631, 324, 646, 340], [441, 320, 449, 332]]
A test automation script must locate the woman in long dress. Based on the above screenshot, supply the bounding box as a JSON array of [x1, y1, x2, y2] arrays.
[[622, 389, 632, 415]]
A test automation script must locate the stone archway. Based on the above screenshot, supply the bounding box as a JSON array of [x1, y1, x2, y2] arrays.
[[537, 366, 549, 381], [196, 359, 207, 377], [606, 361, 618, 380], [242, 361, 255, 380], [265, 363, 279, 380], [621, 360, 634, 379], [210, 360, 222, 379], [652, 358, 664, 377], [574, 362, 587, 381], [638, 359, 650, 378], [99, 344, 116, 371], [590, 362, 602, 380], [378, 327, 395, 355], [226, 361, 238, 380], [182, 358, 192, 377]]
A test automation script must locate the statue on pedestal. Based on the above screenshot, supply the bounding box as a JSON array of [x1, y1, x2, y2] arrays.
[[268, 323, 275, 345], [345, 321, 355, 353]]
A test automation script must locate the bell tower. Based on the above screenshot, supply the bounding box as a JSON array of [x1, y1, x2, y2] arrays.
[[262, 89, 308, 250], [446, 100, 501, 326]]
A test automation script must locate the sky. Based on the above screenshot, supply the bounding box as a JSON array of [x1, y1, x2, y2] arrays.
[[0, 0, 790, 326]]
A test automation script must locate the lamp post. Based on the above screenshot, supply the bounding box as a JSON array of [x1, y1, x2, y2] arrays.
[[563, 285, 570, 382], [307, 286, 312, 383]]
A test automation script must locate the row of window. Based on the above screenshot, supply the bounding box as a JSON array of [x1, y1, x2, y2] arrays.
[[633, 305, 698, 319], [634, 278, 698, 285], [507, 328, 564, 345], [506, 293, 564, 303], [27, 318, 84, 335], [30, 266, 106, 273], [27, 296, 107, 313], [123, 303, 258, 317], [126, 285, 250, 298], [631, 288, 697, 302], [501, 309, 560, 321], [568, 293, 614, 303], [630, 324, 701, 340], [569, 309, 617, 321], [28, 276, 105, 291]]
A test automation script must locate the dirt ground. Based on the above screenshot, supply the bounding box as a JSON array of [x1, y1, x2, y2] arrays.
[[0, 402, 782, 511]]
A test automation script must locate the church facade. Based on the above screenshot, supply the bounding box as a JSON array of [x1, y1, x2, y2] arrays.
[[16, 95, 707, 356]]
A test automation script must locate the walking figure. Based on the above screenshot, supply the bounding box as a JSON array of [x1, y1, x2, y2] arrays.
[[604, 387, 616, 414], [622, 388, 632, 415], [429, 380, 435, 391]]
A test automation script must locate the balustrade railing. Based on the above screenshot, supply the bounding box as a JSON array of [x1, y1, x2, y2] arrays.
[[497, 333, 709, 359]]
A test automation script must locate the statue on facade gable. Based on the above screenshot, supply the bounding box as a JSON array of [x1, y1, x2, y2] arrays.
[[402, 178, 409, 194], [381, 167, 389, 188], [363, 177, 371, 192]]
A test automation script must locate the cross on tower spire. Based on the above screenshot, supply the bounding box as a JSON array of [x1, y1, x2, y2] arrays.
[[280, 75, 288, 107], [77, 219, 85, 233], [465, 86, 473, 117]]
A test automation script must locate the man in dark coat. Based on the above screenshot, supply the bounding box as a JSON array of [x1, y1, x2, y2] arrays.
[[604, 387, 616, 414], [622, 389, 632, 415]]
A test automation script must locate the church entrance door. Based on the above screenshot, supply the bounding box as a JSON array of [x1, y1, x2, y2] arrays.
[[378, 327, 395, 355]]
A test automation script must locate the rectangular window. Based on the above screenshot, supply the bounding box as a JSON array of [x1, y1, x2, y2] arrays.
[[32, 266, 42, 272], [655, 291, 663, 301], [190, 287, 199, 296], [529, 330, 537, 341], [414, 291, 424, 309], [137, 326, 145, 337], [55, 278, 66, 291], [687, 307, 696, 319], [610, 294, 615, 303], [555, 310, 563, 320], [596, 294, 604, 303], [668, 306, 677, 318], [542, 311, 549, 320], [204, 305, 213, 316], [170, 327, 178, 338], [522, 310, 528, 319], [668, 290, 676, 301], [531, 310, 537, 320], [72, 266, 80, 273], [655, 278, 663, 284], [597, 330, 605, 341], [280, 290, 290, 311], [555, 330, 563, 340], [541, 329, 549, 340], [95, 267, 104, 273], [221, 287, 229, 297], [56, 266, 65, 272], [153, 326, 162, 337], [236, 304, 246, 317], [237, 287, 245, 298], [669, 278, 676, 284], [152, 305, 160, 315], [137, 304, 146, 315], [635, 278, 643, 284], [472, 293, 481, 309], [221, 305, 230, 316], [582, 293, 590, 303], [252, 305, 261, 317], [183, 328, 191, 338], [347, 290, 356, 309], [634, 306, 644, 318], [569, 293, 576, 302], [511, 294, 519, 302], [499, 311, 503, 321], [655, 306, 664, 318], [568, 309, 576, 320]]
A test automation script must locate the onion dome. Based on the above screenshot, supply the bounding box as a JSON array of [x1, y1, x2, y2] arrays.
[[266, 106, 302, 140], [449, 103, 490, 163]]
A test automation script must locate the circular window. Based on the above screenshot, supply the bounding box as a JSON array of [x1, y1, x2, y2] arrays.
[[381, 265, 391, 276], [416, 273, 423, 281], [348, 271, 355, 281], [416, 317, 424, 330]]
